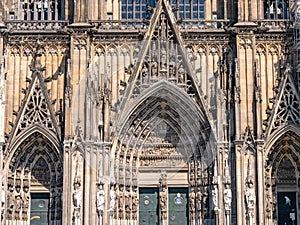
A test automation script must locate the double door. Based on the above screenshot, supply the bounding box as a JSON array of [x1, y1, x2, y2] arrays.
[[277, 192, 297, 225], [139, 188, 188, 225], [30, 193, 49, 225]]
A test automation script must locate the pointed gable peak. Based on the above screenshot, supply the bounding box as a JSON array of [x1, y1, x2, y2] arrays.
[[242, 126, 255, 149], [117, 0, 206, 123], [264, 66, 300, 137], [7, 52, 61, 148]]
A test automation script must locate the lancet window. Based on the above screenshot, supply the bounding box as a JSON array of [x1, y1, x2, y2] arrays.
[[264, 0, 289, 19], [14, 0, 64, 20], [121, 0, 204, 20], [171, 0, 205, 19]]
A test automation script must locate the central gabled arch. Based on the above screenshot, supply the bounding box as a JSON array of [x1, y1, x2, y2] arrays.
[[110, 80, 216, 222]]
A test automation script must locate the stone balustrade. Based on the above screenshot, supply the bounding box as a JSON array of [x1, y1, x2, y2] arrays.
[[2, 19, 293, 33], [4, 20, 69, 32]]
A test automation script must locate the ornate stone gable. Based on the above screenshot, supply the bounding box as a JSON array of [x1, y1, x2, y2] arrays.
[[6, 48, 61, 149], [242, 126, 256, 151], [116, 0, 208, 125], [264, 65, 300, 137]]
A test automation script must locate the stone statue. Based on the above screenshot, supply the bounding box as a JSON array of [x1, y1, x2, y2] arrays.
[[212, 186, 218, 210], [1, 187, 5, 208], [178, 64, 185, 83], [73, 210, 80, 225], [189, 189, 195, 211], [224, 184, 232, 211], [245, 182, 255, 209], [22, 192, 29, 218], [109, 185, 115, 210], [160, 187, 167, 220], [96, 184, 105, 213], [132, 191, 138, 211], [189, 189, 196, 220], [196, 190, 202, 211], [125, 190, 131, 211], [151, 61, 158, 76], [160, 187, 167, 210], [73, 187, 81, 208]]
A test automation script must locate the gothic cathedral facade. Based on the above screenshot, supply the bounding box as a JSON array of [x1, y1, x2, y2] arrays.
[[0, 0, 299, 225]]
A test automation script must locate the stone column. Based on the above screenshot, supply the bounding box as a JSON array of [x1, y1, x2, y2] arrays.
[[62, 140, 72, 225], [0, 144, 3, 225], [0, 56, 5, 144], [223, 155, 232, 225], [256, 144, 264, 224]]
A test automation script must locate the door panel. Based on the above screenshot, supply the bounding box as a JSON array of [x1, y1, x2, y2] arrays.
[[168, 188, 188, 225], [139, 188, 159, 225], [30, 193, 49, 225], [278, 192, 297, 225]]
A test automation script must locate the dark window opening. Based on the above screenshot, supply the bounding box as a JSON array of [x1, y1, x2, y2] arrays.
[[121, 0, 205, 20], [264, 0, 289, 19], [19, 0, 64, 20]]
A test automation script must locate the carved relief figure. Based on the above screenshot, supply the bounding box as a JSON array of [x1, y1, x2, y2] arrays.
[[196, 189, 202, 219], [125, 190, 131, 211], [7, 188, 14, 219], [22, 191, 29, 220], [132, 190, 138, 220], [15, 194, 22, 219]]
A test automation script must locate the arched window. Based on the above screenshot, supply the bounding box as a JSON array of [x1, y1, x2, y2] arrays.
[[16, 0, 64, 20], [121, 0, 205, 20]]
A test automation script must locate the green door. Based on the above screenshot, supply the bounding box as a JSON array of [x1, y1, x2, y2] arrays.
[[278, 192, 297, 225], [168, 188, 188, 225], [30, 193, 49, 225], [139, 188, 159, 225]]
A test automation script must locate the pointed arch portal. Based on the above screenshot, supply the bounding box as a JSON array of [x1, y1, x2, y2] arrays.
[[5, 131, 63, 224], [265, 131, 300, 225], [111, 80, 215, 224]]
